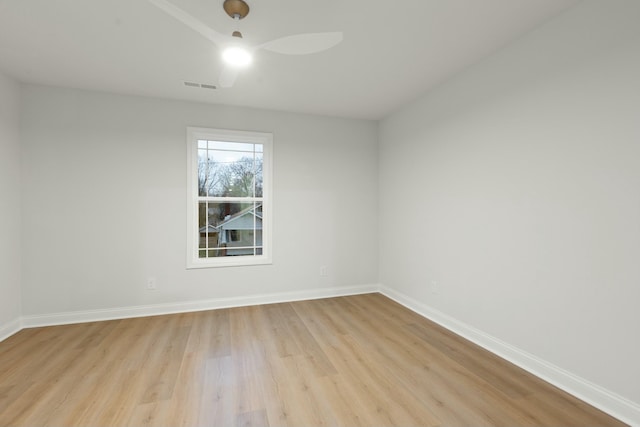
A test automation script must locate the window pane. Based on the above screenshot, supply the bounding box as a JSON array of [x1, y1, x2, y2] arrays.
[[254, 152, 263, 197], [198, 202, 217, 250], [197, 202, 263, 258], [225, 154, 258, 197], [198, 146, 263, 197], [197, 149, 207, 196], [198, 150, 230, 197]]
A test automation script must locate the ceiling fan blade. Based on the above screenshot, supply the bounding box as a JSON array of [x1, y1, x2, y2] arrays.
[[258, 32, 343, 55], [147, 0, 229, 46], [218, 66, 240, 88]]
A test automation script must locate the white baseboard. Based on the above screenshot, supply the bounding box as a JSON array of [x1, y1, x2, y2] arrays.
[[0, 317, 22, 342], [379, 285, 640, 427], [19, 284, 379, 329]]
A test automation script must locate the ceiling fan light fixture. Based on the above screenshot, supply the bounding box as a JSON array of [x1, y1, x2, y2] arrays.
[[148, 0, 344, 88], [222, 46, 252, 67]]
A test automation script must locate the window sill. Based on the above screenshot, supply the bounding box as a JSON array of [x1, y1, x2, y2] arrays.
[[186, 255, 272, 269]]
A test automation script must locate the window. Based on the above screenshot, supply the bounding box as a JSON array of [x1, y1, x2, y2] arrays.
[[187, 127, 272, 268]]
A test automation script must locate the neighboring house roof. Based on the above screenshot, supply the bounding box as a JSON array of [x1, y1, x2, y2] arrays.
[[198, 224, 218, 234], [216, 204, 263, 231], [199, 204, 263, 234]]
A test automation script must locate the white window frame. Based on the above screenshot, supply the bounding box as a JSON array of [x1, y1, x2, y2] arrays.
[[186, 127, 273, 268]]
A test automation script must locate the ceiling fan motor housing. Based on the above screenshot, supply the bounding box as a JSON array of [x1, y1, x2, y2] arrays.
[[223, 0, 250, 19]]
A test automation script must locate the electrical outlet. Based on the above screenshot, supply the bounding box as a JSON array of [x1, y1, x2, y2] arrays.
[[320, 266, 328, 277], [146, 277, 157, 290]]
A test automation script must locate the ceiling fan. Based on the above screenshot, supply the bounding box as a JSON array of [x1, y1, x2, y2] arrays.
[[148, 0, 343, 88]]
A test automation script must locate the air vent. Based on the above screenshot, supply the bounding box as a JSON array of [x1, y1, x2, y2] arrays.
[[183, 81, 217, 90]]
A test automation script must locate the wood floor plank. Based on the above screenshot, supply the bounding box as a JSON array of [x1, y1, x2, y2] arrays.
[[323, 333, 441, 426], [229, 308, 268, 417], [73, 320, 121, 350], [405, 321, 534, 399], [260, 353, 330, 426], [260, 304, 302, 358], [197, 355, 235, 427], [271, 303, 338, 377], [56, 318, 162, 426], [312, 294, 626, 426], [0, 380, 33, 416], [0, 294, 628, 427], [309, 299, 492, 425], [185, 308, 231, 358], [236, 409, 269, 427], [139, 325, 192, 404]]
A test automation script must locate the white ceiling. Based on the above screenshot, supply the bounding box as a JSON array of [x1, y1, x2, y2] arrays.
[[0, 0, 579, 120]]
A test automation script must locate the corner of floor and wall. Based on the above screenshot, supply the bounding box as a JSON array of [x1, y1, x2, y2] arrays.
[[0, 71, 23, 343], [1, 0, 639, 425], [377, 1, 640, 424]]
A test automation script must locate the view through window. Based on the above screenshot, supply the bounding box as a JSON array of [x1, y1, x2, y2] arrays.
[[187, 128, 272, 268]]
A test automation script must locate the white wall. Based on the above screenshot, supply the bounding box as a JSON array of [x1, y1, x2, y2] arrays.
[[20, 86, 378, 316], [379, 0, 640, 412], [0, 72, 22, 337]]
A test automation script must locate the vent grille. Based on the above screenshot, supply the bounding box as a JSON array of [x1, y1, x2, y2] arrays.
[[184, 81, 217, 90]]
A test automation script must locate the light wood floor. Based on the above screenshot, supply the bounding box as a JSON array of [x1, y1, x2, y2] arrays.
[[0, 293, 627, 426]]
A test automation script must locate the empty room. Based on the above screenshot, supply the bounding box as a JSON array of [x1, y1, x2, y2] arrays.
[[1, 0, 639, 425]]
